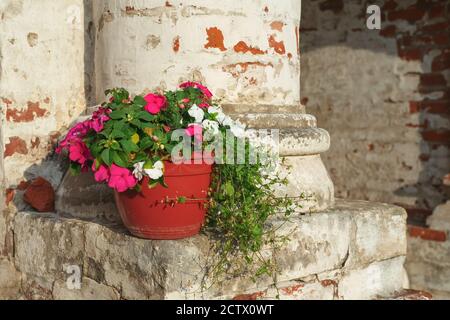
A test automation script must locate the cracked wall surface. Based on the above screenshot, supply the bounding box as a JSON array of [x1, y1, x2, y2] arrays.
[[0, 0, 89, 188], [93, 0, 301, 107]]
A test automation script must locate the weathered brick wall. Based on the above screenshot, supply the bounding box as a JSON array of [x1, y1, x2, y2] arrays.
[[301, 0, 450, 212], [0, 0, 91, 256]]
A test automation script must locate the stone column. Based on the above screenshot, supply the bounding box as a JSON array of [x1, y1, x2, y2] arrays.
[[92, 0, 334, 212]]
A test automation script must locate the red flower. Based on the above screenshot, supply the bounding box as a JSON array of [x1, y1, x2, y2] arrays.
[[144, 93, 167, 114], [108, 164, 138, 192]]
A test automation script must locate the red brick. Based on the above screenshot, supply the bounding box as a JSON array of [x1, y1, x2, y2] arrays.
[[409, 101, 420, 113], [397, 35, 413, 47], [421, 130, 450, 143], [432, 51, 450, 71], [398, 47, 423, 61], [433, 34, 450, 46], [380, 25, 396, 38], [429, 4, 445, 19], [420, 73, 446, 87], [408, 225, 447, 242], [409, 100, 449, 114], [233, 291, 264, 300], [382, 0, 398, 11], [423, 100, 449, 113], [420, 21, 450, 33], [319, 0, 343, 13], [388, 6, 426, 23], [23, 177, 55, 212]]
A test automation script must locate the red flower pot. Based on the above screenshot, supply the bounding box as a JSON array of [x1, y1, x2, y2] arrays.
[[114, 161, 212, 239]]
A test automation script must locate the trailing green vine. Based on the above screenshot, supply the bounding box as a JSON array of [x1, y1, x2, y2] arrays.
[[204, 133, 296, 287]]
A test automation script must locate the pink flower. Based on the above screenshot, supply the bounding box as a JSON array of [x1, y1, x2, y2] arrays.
[[68, 139, 92, 166], [108, 164, 138, 192], [163, 125, 171, 133], [144, 93, 167, 114], [179, 104, 186, 109], [181, 98, 190, 103], [92, 163, 110, 182], [185, 124, 203, 142], [198, 102, 209, 108], [89, 107, 111, 132], [56, 120, 90, 154], [179, 81, 213, 99]]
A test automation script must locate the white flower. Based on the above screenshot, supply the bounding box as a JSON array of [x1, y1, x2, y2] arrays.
[[132, 161, 145, 181], [144, 160, 164, 180], [230, 120, 246, 138], [202, 119, 220, 140], [188, 104, 204, 123], [207, 106, 226, 124], [222, 116, 234, 127]]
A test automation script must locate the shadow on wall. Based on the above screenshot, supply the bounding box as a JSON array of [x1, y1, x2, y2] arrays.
[[83, 0, 96, 108], [300, 0, 450, 224]]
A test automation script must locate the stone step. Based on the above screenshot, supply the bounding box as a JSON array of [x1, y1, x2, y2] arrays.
[[406, 226, 450, 298], [377, 289, 432, 300], [14, 200, 407, 299]]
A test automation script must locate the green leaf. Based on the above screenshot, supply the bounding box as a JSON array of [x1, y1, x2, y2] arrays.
[[94, 158, 102, 170], [111, 129, 126, 139], [109, 109, 126, 120], [133, 95, 146, 106], [130, 119, 142, 128], [101, 148, 111, 166], [134, 184, 142, 193], [111, 150, 128, 167], [139, 137, 153, 150], [120, 139, 139, 153], [110, 140, 121, 150], [69, 162, 81, 176], [138, 111, 154, 121], [224, 181, 235, 196]]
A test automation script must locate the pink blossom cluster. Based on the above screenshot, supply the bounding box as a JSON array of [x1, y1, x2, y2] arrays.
[[56, 107, 111, 170], [92, 163, 137, 193], [57, 82, 215, 193]]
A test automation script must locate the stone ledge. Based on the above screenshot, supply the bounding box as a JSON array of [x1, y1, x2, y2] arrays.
[[13, 200, 407, 299], [406, 235, 450, 295], [229, 113, 317, 129], [377, 289, 432, 300]]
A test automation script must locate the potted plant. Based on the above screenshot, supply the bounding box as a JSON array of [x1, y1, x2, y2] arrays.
[[57, 81, 295, 280]]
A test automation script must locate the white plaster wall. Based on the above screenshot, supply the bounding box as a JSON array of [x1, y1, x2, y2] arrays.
[[93, 0, 301, 106], [0, 0, 87, 186]]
